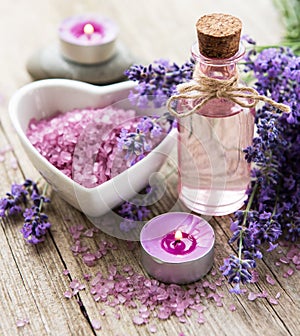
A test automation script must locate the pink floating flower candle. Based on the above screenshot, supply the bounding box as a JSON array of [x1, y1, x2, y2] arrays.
[[59, 14, 119, 64], [140, 212, 215, 284]]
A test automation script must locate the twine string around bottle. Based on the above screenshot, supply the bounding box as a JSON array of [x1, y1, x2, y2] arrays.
[[167, 71, 291, 118]]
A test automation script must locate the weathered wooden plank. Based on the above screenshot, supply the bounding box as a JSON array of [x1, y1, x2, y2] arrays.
[[0, 0, 298, 336]]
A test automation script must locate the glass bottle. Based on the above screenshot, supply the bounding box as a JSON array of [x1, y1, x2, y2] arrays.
[[177, 14, 255, 216]]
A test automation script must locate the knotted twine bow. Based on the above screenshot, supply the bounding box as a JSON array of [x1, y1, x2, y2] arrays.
[[167, 70, 291, 118]]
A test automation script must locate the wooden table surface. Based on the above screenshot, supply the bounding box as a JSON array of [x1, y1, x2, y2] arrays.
[[0, 1, 299, 335]]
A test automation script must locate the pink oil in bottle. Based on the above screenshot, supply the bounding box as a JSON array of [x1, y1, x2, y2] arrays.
[[177, 41, 255, 216]]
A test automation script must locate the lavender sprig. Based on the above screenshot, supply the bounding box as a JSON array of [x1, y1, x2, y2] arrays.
[[221, 43, 300, 291], [125, 59, 194, 108], [121, 59, 193, 165], [0, 179, 51, 244], [117, 114, 175, 166]]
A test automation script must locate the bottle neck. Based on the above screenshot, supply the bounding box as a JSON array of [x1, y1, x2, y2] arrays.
[[191, 42, 245, 80]]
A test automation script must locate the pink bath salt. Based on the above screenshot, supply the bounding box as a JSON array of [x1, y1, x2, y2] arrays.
[[133, 315, 145, 325], [229, 304, 236, 312], [26, 106, 137, 188], [63, 269, 70, 276], [91, 319, 101, 330], [248, 292, 258, 301], [64, 289, 73, 299], [266, 274, 276, 285], [16, 318, 30, 328], [269, 298, 278, 305]]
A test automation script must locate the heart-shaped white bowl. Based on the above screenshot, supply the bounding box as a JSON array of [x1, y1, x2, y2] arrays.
[[9, 79, 176, 217]]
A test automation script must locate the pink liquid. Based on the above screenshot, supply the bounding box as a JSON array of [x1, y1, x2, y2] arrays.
[[178, 98, 254, 216]]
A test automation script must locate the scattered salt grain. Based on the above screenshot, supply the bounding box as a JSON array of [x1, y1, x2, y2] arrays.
[[64, 289, 73, 299], [16, 318, 29, 328], [248, 292, 258, 301], [133, 315, 145, 325], [91, 319, 101, 330], [266, 274, 276, 285], [268, 298, 278, 305], [229, 304, 236, 312], [148, 324, 157, 333]]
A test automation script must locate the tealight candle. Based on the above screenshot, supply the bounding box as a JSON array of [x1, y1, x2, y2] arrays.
[[59, 14, 119, 64], [140, 212, 215, 284]]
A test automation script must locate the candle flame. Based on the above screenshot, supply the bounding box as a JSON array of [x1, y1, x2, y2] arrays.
[[174, 230, 182, 241], [83, 23, 94, 35]]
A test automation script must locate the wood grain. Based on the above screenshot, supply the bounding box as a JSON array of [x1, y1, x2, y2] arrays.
[[0, 1, 298, 336]]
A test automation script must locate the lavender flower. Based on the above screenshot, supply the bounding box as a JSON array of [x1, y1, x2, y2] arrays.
[[21, 206, 51, 244], [221, 43, 300, 290], [125, 59, 194, 108], [0, 179, 51, 244], [118, 185, 162, 233], [117, 115, 174, 166], [220, 255, 255, 294], [0, 182, 28, 217]]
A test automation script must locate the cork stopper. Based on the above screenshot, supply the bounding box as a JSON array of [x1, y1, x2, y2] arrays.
[[196, 13, 242, 59]]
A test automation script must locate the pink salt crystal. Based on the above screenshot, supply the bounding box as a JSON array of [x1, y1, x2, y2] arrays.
[[215, 279, 223, 287], [287, 268, 294, 276], [266, 274, 276, 285], [82, 253, 96, 266], [179, 316, 187, 323], [229, 304, 236, 312], [211, 269, 217, 276], [275, 292, 281, 299], [117, 294, 126, 304], [133, 315, 145, 325], [202, 281, 210, 288], [269, 298, 278, 305], [139, 305, 148, 313], [157, 308, 171, 320], [197, 314, 206, 324], [64, 289, 73, 299], [258, 290, 268, 298], [123, 265, 133, 273], [83, 273, 92, 281], [141, 311, 150, 319], [70, 280, 80, 289], [83, 229, 94, 237], [91, 319, 101, 330], [275, 261, 281, 267], [63, 269, 70, 276], [16, 319, 27, 328], [248, 292, 258, 301], [148, 325, 157, 333], [144, 279, 152, 288], [292, 255, 299, 265], [250, 270, 259, 283], [99, 309, 106, 316]]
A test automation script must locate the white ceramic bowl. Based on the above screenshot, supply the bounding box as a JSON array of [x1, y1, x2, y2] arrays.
[[9, 79, 176, 217]]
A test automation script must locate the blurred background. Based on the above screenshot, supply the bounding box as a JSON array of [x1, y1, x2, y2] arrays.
[[0, 0, 285, 96]]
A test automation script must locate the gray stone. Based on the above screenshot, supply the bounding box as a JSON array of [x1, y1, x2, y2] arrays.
[[26, 42, 138, 84]]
